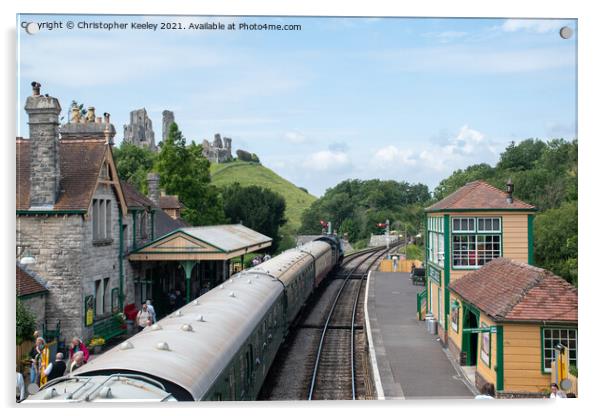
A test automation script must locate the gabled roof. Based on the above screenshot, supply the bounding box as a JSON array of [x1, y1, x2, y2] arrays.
[[425, 180, 536, 212], [154, 209, 189, 238], [159, 195, 183, 210], [16, 264, 48, 297], [129, 224, 272, 261], [449, 257, 577, 323], [16, 138, 127, 215], [120, 180, 156, 210]]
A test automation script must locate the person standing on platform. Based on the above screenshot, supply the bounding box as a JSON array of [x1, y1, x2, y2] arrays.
[[69, 351, 85, 373], [69, 337, 90, 364], [146, 299, 157, 323], [136, 303, 152, 332], [43, 352, 66, 382], [28, 335, 44, 385], [550, 383, 567, 398]]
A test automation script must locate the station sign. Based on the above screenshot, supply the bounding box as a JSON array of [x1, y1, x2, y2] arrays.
[[463, 326, 497, 334]]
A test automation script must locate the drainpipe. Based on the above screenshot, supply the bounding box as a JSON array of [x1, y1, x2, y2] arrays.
[[132, 210, 137, 249], [118, 210, 124, 311]]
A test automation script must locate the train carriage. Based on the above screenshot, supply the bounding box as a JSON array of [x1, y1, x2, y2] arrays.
[[25, 236, 344, 403]]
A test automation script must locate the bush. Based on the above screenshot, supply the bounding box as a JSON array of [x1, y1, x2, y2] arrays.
[[404, 244, 424, 261], [16, 300, 37, 345]]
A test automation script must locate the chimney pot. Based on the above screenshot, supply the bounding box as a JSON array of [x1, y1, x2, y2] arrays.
[[31, 81, 41, 96]]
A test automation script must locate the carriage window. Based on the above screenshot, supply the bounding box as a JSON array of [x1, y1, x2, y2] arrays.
[[229, 368, 236, 400]]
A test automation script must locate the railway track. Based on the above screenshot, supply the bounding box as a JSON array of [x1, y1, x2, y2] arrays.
[[307, 247, 387, 400], [258, 244, 400, 401]]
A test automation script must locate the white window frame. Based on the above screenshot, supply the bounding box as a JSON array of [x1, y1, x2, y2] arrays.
[[477, 217, 501, 233], [542, 327, 578, 373], [437, 233, 445, 267], [452, 217, 476, 233], [452, 234, 501, 268]]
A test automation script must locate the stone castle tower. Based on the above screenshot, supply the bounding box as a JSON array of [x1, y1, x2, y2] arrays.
[[162, 110, 175, 142], [123, 108, 156, 151], [202, 133, 232, 163]]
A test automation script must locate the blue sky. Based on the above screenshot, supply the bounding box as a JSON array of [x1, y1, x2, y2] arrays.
[[17, 15, 577, 196]]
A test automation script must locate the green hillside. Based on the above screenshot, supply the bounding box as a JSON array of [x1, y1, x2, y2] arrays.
[[210, 161, 316, 230]]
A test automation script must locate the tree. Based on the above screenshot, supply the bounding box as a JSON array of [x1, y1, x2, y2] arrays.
[[222, 183, 287, 252], [112, 142, 156, 193], [16, 299, 37, 345], [154, 123, 225, 225], [299, 178, 430, 244], [236, 149, 260, 163], [534, 200, 578, 285], [497, 139, 547, 172]]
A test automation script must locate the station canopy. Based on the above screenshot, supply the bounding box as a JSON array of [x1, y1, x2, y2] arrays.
[[128, 224, 272, 262]]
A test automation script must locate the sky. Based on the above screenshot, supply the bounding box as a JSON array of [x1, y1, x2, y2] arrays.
[[16, 15, 577, 196]]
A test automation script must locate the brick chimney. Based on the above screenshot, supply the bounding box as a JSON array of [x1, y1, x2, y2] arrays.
[[25, 81, 62, 208], [147, 172, 160, 205]]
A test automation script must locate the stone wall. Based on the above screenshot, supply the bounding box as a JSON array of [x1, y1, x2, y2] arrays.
[[16, 215, 84, 342], [80, 183, 123, 340], [121, 207, 155, 308]]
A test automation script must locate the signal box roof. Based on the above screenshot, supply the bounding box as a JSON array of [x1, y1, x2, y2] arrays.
[[425, 180, 536, 212]]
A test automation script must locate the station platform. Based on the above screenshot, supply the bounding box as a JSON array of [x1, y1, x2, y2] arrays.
[[365, 271, 477, 400]]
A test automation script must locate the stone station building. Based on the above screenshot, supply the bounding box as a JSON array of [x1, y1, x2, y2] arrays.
[[16, 82, 272, 344]]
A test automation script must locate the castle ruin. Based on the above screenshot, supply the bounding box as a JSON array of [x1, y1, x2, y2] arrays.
[[202, 133, 232, 163], [123, 108, 156, 151], [162, 110, 175, 142]]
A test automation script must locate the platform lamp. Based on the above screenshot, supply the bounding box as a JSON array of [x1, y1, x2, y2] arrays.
[[17, 245, 36, 265]]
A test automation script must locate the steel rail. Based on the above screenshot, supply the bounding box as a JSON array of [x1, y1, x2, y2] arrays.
[[307, 246, 389, 400]]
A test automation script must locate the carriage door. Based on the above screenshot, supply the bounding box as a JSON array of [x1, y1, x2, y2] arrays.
[[245, 344, 254, 396]]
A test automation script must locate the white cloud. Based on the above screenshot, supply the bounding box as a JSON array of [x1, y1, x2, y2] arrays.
[[501, 19, 569, 34], [417, 125, 499, 172], [284, 131, 307, 144], [303, 150, 351, 173], [371, 145, 417, 167]]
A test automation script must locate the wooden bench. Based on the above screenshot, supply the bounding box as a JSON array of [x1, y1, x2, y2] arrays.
[[411, 268, 426, 285], [93, 317, 126, 341]]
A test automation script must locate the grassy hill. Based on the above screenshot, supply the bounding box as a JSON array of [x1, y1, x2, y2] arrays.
[[210, 161, 316, 231]]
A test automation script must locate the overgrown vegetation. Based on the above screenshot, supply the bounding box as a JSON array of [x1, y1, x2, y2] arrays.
[[16, 300, 36, 345], [404, 244, 424, 261]]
